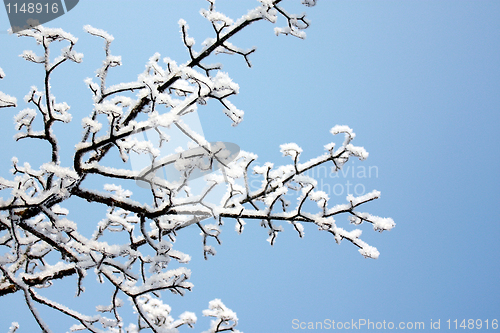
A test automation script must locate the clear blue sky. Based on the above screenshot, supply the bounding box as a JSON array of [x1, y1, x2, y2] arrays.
[[0, 1, 499, 332]]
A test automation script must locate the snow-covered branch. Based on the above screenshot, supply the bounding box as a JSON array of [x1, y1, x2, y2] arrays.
[[0, 68, 17, 108], [0, 1, 394, 332]]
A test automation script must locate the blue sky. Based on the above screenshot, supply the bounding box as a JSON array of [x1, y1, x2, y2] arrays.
[[0, 1, 499, 332]]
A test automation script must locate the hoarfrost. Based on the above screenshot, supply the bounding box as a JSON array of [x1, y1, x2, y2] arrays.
[[83, 25, 114, 43], [0, 92, 17, 108], [0, 3, 394, 331], [347, 190, 381, 207]]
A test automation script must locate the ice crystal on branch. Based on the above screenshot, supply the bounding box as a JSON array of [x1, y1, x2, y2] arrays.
[[0, 68, 17, 108]]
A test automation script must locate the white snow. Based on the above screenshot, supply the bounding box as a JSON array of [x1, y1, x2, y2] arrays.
[[221, 100, 244, 126], [346, 190, 381, 207], [253, 162, 273, 175], [358, 244, 380, 259], [20, 50, 44, 63], [346, 143, 369, 160], [212, 71, 240, 95], [200, 8, 234, 26], [275, 26, 307, 39], [0, 92, 17, 108], [82, 117, 102, 133], [62, 46, 83, 63], [83, 25, 114, 43], [280, 142, 303, 159], [309, 190, 329, 204], [202, 298, 239, 333], [41, 163, 79, 180], [330, 124, 355, 141]]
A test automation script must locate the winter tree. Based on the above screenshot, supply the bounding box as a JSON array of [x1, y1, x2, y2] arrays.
[[0, 0, 395, 332]]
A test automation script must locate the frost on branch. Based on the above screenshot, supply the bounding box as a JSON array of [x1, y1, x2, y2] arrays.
[[0, 68, 17, 108], [15, 24, 83, 71], [0, 94, 16, 110], [202, 299, 241, 333], [273, 3, 312, 39], [8, 322, 19, 333], [0, 1, 394, 332], [132, 294, 197, 332]]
